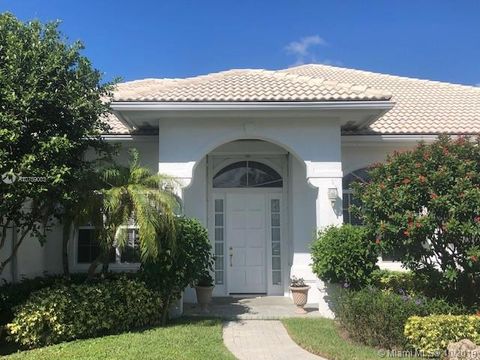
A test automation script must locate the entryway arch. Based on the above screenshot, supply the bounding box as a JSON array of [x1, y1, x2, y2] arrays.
[[206, 141, 289, 296]]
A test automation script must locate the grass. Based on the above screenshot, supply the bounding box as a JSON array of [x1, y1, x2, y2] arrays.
[[282, 318, 419, 360], [2, 318, 235, 360]]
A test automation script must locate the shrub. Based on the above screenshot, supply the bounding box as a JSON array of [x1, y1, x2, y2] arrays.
[[370, 269, 431, 296], [6, 277, 162, 348], [141, 217, 214, 325], [405, 315, 480, 356], [311, 225, 379, 289], [334, 288, 467, 349], [0, 274, 87, 328], [353, 135, 480, 305]]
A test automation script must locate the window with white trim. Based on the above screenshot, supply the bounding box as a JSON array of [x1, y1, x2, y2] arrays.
[[271, 198, 282, 285], [213, 161, 282, 188], [342, 168, 370, 225], [214, 198, 225, 285], [76, 226, 140, 265], [342, 167, 402, 261]]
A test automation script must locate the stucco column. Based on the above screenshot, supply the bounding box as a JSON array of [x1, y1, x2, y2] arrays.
[[289, 161, 343, 316], [158, 162, 196, 317], [305, 161, 343, 229]]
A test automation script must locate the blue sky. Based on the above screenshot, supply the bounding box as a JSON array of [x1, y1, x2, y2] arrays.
[[2, 0, 479, 85]]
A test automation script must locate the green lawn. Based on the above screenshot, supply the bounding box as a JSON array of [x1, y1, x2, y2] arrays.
[[3, 318, 235, 360], [282, 318, 419, 360]]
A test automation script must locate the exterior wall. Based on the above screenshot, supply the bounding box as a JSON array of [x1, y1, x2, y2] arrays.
[[1, 137, 158, 283], [342, 139, 415, 272], [1, 126, 425, 319], [156, 116, 344, 311]]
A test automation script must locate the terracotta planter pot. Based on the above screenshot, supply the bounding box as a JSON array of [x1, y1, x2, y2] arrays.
[[195, 286, 214, 312], [290, 286, 311, 314]]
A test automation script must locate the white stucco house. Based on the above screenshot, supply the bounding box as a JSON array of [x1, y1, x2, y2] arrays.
[[2, 64, 480, 315]]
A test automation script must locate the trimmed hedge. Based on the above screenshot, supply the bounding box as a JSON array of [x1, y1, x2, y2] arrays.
[[405, 315, 480, 356], [311, 225, 379, 289], [6, 277, 162, 348], [370, 269, 430, 296], [0, 274, 88, 329], [334, 288, 467, 349]]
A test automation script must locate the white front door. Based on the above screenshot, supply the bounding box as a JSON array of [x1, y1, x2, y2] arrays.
[[226, 193, 267, 294]]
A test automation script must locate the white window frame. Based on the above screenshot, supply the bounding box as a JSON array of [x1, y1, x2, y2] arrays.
[[342, 167, 403, 266], [71, 225, 141, 272]]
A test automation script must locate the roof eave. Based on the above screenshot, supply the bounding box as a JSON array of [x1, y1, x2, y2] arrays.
[[111, 100, 393, 111]]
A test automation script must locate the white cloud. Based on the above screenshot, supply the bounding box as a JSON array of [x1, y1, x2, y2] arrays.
[[284, 35, 340, 66], [285, 35, 327, 57]]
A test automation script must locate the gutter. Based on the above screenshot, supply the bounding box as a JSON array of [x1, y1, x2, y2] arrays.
[[110, 100, 394, 112], [110, 100, 394, 133]]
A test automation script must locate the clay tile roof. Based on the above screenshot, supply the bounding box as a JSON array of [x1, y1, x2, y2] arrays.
[[280, 64, 480, 134], [112, 69, 391, 102], [105, 65, 480, 135]]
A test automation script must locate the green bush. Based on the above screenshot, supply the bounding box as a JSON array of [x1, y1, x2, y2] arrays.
[[0, 274, 87, 328], [311, 225, 379, 289], [353, 135, 480, 305], [334, 288, 467, 349], [6, 277, 162, 348], [141, 217, 214, 325], [405, 315, 480, 356], [370, 269, 430, 296]]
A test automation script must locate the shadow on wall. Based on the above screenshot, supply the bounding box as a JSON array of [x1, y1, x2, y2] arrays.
[[317, 280, 341, 319]]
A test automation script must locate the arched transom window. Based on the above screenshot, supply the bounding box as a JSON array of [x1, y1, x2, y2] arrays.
[[213, 161, 283, 188]]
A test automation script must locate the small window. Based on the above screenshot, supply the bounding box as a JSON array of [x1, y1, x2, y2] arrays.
[[77, 228, 100, 264], [77, 227, 140, 265], [342, 168, 370, 225], [120, 228, 141, 263], [213, 161, 282, 188], [343, 167, 402, 262], [214, 198, 225, 285]]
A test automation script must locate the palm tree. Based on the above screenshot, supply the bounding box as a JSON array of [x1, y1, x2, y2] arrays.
[[86, 149, 179, 277]]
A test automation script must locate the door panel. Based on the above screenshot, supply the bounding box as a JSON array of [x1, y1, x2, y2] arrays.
[[227, 193, 267, 293]]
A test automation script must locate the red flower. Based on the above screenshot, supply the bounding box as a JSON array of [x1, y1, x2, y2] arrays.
[[474, 216, 480, 223], [375, 239, 381, 245], [418, 175, 427, 183], [471, 255, 478, 263], [443, 147, 450, 156], [415, 163, 422, 168], [476, 310, 480, 318], [379, 183, 386, 190], [403, 230, 410, 237], [423, 152, 430, 160], [430, 193, 439, 200], [416, 222, 422, 228], [402, 178, 411, 185]]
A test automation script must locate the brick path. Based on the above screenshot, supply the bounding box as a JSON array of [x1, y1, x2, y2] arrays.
[[223, 320, 326, 360]]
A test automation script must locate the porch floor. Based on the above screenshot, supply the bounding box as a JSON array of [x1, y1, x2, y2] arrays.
[[184, 296, 323, 320]]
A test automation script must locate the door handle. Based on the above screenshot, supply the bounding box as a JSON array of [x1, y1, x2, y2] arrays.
[[229, 247, 233, 267]]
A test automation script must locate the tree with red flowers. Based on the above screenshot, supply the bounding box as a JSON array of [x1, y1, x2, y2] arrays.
[[353, 135, 480, 305]]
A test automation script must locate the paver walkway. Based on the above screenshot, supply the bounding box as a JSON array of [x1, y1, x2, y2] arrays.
[[223, 320, 326, 360], [185, 296, 323, 319]]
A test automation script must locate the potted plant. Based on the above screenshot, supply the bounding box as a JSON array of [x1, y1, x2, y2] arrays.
[[289, 276, 310, 314], [195, 272, 215, 312]]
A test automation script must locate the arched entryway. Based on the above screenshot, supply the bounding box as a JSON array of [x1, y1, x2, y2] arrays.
[[208, 151, 288, 296]]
